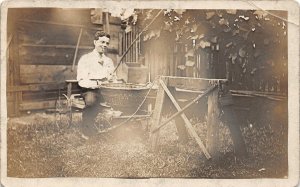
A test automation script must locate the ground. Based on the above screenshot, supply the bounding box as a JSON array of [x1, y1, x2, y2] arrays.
[[7, 111, 287, 178]]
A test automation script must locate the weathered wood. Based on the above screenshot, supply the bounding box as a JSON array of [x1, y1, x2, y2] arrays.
[[7, 83, 66, 92], [109, 16, 121, 25], [22, 91, 67, 101], [20, 100, 57, 111], [152, 85, 217, 133], [207, 88, 221, 159], [7, 101, 16, 116], [72, 28, 83, 72], [150, 80, 166, 150], [118, 63, 148, 84], [159, 79, 211, 159], [20, 65, 76, 84], [230, 89, 287, 97], [13, 31, 21, 116], [20, 43, 118, 54], [169, 87, 189, 143], [20, 19, 100, 31], [19, 46, 87, 65], [105, 12, 110, 34], [162, 76, 226, 91]]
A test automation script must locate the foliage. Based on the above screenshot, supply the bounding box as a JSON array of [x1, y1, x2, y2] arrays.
[[118, 9, 287, 91]]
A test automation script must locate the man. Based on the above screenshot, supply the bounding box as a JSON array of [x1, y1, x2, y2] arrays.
[[77, 30, 116, 137]]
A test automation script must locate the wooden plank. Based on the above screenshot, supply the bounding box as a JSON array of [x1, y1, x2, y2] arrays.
[[20, 100, 57, 111], [13, 31, 21, 116], [19, 46, 89, 65], [7, 101, 16, 117], [207, 88, 221, 159], [18, 24, 92, 46], [230, 90, 287, 97], [163, 76, 226, 91], [169, 87, 189, 143], [72, 28, 83, 72], [109, 16, 121, 25], [150, 79, 166, 150], [152, 84, 216, 133], [20, 65, 77, 84], [159, 79, 211, 159], [7, 83, 66, 92], [20, 19, 100, 31], [20, 41, 118, 58]]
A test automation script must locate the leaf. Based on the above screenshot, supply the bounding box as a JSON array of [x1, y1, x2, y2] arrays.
[[125, 25, 132, 33], [132, 14, 138, 25], [226, 42, 233, 48], [219, 18, 229, 26], [226, 10, 237, 15], [206, 11, 215, 20], [239, 48, 246, 57], [185, 19, 190, 25], [190, 35, 199, 40], [174, 16, 180, 21], [174, 9, 186, 15], [191, 24, 198, 33], [177, 65, 186, 70], [253, 10, 268, 19], [186, 60, 195, 67], [164, 9, 172, 15], [239, 15, 250, 21], [199, 40, 211, 48], [121, 8, 135, 20], [210, 36, 218, 43], [258, 168, 266, 172]]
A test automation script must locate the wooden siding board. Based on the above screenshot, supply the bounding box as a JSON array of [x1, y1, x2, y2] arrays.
[[20, 100, 57, 111], [20, 65, 77, 84]]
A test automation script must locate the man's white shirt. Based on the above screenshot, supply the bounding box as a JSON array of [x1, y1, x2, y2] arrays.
[[77, 49, 114, 88]]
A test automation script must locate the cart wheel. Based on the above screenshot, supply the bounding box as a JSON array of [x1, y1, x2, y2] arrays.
[[94, 113, 112, 132], [55, 94, 73, 128]]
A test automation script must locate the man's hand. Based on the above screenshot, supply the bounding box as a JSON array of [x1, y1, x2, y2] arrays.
[[78, 79, 99, 89]]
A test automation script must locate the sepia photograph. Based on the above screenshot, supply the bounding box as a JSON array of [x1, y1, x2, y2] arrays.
[[1, 1, 299, 187]]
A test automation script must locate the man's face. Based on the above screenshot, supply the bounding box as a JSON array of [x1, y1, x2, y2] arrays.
[[94, 36, 110, 54]]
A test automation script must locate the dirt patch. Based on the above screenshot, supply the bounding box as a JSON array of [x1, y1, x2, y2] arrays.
[[7, 112, 287, 178]]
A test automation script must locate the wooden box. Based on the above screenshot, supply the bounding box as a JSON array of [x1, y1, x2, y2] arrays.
[[117, 62, 149, 84]]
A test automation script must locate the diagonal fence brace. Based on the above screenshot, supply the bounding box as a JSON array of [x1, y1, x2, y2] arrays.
[[152, 84, 217, 133], [158, 79, 212, 159]]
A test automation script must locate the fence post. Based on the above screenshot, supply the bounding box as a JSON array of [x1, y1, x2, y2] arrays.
[[207, 87, 220, 160]]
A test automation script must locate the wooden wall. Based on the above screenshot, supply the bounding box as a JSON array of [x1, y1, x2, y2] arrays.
[[143, 31, 174, 82], [7, 8, 121, 116]]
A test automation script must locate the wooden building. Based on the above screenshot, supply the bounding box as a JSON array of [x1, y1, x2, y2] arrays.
[[6, 8, 121, 116]]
